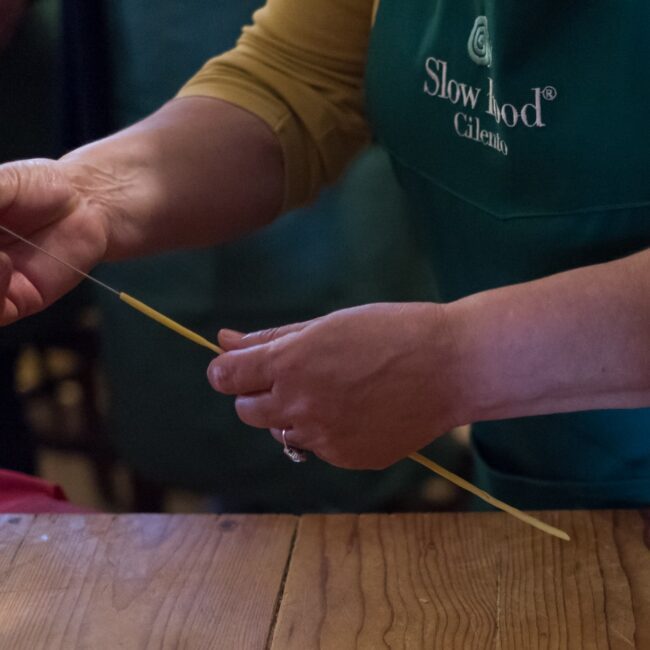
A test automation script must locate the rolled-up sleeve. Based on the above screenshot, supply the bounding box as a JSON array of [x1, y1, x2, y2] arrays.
[[178, 0, 374, 210]]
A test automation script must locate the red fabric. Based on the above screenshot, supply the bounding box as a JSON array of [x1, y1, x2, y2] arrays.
[[0, 469, 93, 513]]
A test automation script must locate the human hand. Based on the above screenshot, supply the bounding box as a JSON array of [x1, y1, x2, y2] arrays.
[[207, 303, 465, 469], [0, 158, 126, 324]]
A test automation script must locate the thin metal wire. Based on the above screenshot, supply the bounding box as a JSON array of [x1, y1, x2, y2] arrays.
[[0, 223, 120, 296]]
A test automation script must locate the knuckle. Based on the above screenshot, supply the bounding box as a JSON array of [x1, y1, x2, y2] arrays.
[[264, 327, 281, 340], [288, 396, 325, 430], [271, 344, 301, 376], [247, 327, 279, 345]]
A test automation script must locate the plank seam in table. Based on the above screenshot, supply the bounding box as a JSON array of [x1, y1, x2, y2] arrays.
[[265, 521, 299, 650]]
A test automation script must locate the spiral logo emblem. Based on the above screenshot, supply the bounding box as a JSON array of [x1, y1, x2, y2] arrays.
[[467, 16, 492, 67]]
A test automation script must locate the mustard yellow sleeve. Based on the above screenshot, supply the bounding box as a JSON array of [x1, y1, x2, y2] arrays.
[[177, 0, 376, 211]]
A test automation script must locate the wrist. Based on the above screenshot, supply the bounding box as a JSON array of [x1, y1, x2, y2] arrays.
[[415, 301, 475, 431], [446, 283, 563, 425], [63, 97, 283, 261], [443, 292, 508, 426], [59, 134, 164, 262]]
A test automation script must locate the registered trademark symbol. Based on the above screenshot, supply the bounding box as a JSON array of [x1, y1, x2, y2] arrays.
[[542, 86, 557, 101]]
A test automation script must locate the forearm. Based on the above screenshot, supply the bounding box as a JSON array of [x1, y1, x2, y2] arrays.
[[449, 249, 650, 424], [61, 96, 284, 261]]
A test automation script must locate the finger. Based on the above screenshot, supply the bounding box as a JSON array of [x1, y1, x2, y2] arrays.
[[0, 159, 73, 231], [4, 270, 41, 321], [218, 319, 312, 351], [0, 251, 11, 297], [235, 393, 282, 429], [0, 224, 92, 315], [0, 257, 41, 325], [217, 329, 245, 351], [207, 346, 275, 395], [0, 252, 18, 324], [1, 243, 73, 321], [7, 243, 78, 307], [269, 427, 311, 451]]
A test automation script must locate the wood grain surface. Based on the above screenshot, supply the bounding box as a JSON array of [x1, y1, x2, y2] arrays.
[[1, 511, 648, 649], [270, 511, 650, 650], [0, 514, 296, 649]]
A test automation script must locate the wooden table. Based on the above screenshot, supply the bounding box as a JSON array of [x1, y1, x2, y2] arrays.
[[0, 510, 648, 649]]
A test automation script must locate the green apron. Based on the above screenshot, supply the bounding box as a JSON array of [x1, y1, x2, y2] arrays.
[[367, 1, 650, 508]]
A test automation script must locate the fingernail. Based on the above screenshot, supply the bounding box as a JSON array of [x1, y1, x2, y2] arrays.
[[207, 362, 221, 387], [219, 328, 244, 345]]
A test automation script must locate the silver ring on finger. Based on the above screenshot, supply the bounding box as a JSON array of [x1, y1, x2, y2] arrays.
[[281, 429, 308, 463]]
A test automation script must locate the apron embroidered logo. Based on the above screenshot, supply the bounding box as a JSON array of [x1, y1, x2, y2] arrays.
[[423, 56, 558, 158], [467, 16, 492, 67]]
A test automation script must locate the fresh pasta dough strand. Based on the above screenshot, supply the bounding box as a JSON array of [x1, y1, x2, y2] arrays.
[[409, 452, 570, 541], [120, 292, 223, 355], [121, 289, 568, 542]]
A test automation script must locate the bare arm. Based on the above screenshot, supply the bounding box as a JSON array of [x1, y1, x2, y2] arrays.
[[0, 97, 283, 323], [0, 0, 371, 324], [450, 248, 650, 423], [208, 249, 650, 469], [62, 97, 284, 260]]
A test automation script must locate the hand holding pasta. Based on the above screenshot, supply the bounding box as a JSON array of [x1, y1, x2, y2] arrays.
[[208, 303, 463, 469], [0, 159, 113, 324]]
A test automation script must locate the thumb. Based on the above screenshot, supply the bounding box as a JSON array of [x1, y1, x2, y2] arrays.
[[0, 159, 74, 226], [218, 319, 313, 351]]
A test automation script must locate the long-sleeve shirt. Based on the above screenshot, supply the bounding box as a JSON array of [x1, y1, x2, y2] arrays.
[[178, 0, 378, 210]]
